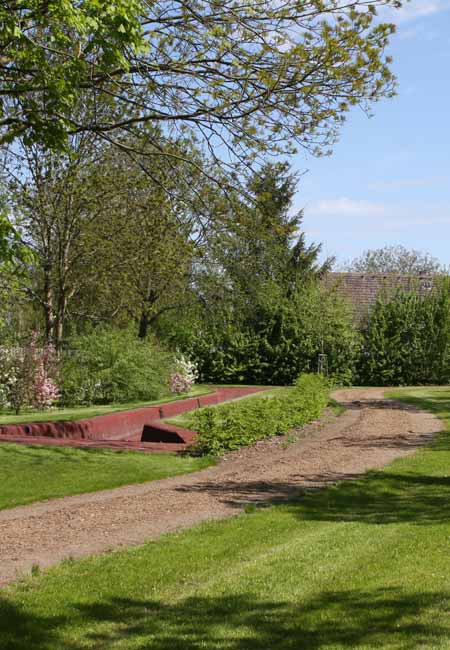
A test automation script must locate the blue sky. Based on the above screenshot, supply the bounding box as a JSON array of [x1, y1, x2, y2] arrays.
[[295, 0, 450, 267]]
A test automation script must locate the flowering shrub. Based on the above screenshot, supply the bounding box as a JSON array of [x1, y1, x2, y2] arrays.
[[32, 346, 60, 409], [0, 332, 60, 413], [0, 347, 27, 413], [169, 356, 198, 394]]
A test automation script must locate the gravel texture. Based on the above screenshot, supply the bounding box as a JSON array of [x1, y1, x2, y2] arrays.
[[0, 387, 443, 586]]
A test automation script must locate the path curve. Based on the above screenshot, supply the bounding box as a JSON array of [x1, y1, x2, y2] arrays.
[[0, 387, 443, 586]]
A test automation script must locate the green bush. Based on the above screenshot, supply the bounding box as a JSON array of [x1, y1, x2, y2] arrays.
[[358, 278, 450, 386], [187, 373, 328, 455], [186, 283, 360, 386], [60, 327, 171, 406]]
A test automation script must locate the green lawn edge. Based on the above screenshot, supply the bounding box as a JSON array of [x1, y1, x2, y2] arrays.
[[0, 444, 216, 511]]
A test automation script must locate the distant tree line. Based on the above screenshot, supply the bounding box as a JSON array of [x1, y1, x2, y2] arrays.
[[1, 143, 449, 392]]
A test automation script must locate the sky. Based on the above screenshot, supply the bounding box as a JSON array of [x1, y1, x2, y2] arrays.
[[295, 0, 450, 267]]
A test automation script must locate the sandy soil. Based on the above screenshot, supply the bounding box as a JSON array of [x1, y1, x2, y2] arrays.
[[0, 387, 443, 587]]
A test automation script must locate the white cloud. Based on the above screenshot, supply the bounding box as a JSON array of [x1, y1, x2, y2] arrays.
[[380, 0, 450, 23], [308, 197, 389, 218], [306, 197, 450, 230], [301, 195, 450, 263]]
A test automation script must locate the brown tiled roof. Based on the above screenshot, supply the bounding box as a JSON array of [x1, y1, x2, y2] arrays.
[[324, 273, 435, 321]]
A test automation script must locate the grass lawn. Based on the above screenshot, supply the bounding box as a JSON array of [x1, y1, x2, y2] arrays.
[[0, 386, 213, 426], [0, 444, 214, 510], [2, 386, 450, 649]]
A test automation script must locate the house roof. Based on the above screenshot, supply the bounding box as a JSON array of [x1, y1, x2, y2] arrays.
[[324, 272, 435, 321]]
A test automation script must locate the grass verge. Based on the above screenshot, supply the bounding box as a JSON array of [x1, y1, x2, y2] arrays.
[[2, 387, 450, 648], [0, 444, 214, 510], [0, 386, 213, 425]]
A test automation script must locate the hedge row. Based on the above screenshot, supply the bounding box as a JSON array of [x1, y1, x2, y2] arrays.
[[187, 373, 328, 455]]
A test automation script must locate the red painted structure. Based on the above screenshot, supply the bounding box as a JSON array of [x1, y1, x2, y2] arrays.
[[0, 386, 269, 453]]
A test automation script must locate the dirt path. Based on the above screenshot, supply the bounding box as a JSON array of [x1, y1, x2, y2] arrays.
[[0, 388, 443, 587]]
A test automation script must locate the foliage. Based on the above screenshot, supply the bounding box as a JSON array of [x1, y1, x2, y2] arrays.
[[1, 133, 222, 345], [0, 209, 27, 269], [0, 333, 59, 414], [167, 162, 357, 386], [0, 205, 33, 327], [1, 0, 146, 148], [0, 347, 29, 414], [169, 356, 198, 394], [189, 282, 360, 386], [77, 138, 200, 340], [358, 278, 450, 385], [199, 162, 334, 306], [188, 374, 328, 455], [343, 245, 445, 275], [1, 0, 397, 167], [60, 327, 171, 406]]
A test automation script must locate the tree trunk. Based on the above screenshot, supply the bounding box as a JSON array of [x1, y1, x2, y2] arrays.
[[138, 310, 149, 338], [43, 278, 55, 345]]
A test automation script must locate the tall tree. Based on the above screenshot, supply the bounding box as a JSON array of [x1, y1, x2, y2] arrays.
[[76, 144, 200, 338], [205, 161, 333, 306], [2, 133, 106, 344], [0, 201, 32, 331], [2, 0, 398, 171], [174, 162, 345, 384]]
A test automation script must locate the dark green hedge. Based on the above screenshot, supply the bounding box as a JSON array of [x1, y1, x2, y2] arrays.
[[358, 278, 450, 386]]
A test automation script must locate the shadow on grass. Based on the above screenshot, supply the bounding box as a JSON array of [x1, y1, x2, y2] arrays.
[[174, 466, 450, 524], [393, 396, 450, 415], [2, 587, 450, 649], [291, 468, 450, 525], [173, 403, 450, 522]]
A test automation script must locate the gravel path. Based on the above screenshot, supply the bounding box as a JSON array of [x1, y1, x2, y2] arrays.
[[0, 387, 443, 586]]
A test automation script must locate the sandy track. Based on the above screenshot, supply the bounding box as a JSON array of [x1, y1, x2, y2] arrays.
[[0, 388, 443, 586]]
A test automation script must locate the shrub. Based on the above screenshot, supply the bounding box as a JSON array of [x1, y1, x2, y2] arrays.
[[60, 327, 172, 406], [0, 333, 60, 413], [169, 355, 198, 394], [186, 283, 360, 386], [358, 278, 450, 386], [188, 373, 328, 455]]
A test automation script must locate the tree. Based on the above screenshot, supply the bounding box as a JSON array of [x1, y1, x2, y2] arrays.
[[187, 281, 359, 385], [344, 245, 445, 275], [167, 162, 350, 384], [77, 144, 200, 339], [200, 161, 334, 309], [2, 133, 107, 345], [2, 127, 223, 345], [0, 198, 33, 331], [1, 0, 398, 170]]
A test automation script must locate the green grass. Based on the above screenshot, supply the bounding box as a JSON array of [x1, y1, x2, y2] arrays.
[[0, 386, 213, 425], [2, 386, 450, 648], [328, 397, 347, 416], [0, 444, 214, 510]]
